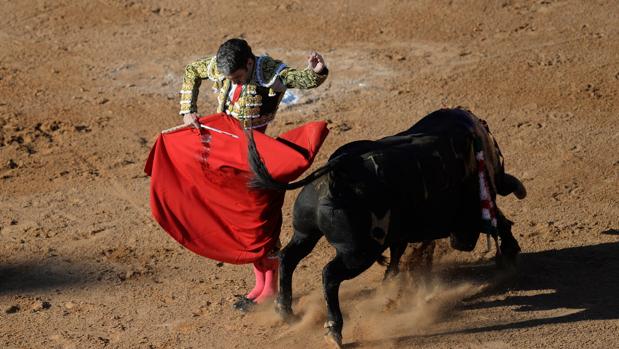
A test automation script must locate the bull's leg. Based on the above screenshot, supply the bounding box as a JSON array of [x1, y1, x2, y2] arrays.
[[405, 240, 436, 287], [323, 253, 377, 349], [276, 227, 322, 321], [495, 210, 521, 269], [383, 241, 407, 280]]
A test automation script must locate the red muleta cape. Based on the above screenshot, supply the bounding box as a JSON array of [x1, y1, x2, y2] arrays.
[[144, 113, 328, 264]]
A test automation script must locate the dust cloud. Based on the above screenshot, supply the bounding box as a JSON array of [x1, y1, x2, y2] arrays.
[[251, 273, 488, 347]]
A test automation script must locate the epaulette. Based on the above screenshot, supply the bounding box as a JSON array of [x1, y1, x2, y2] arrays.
[[206, 56, 224, 81], [254, 55, 287, 88]]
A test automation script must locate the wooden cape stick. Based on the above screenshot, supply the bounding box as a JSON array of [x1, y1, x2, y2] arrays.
[[161, 123, 239, 139], [161, 124, 191, 134]]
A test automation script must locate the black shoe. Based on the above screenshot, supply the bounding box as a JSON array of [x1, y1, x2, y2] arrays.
[[232, 295, 255, 313]]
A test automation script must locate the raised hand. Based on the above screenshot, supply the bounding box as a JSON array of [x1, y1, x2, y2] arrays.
[[307, 51, 326, 73]]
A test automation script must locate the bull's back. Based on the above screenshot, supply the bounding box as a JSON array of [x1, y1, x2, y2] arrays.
[[395, 108, 477, 137]]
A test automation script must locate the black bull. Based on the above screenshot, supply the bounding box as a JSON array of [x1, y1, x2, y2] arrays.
[[246, 108, 526, 347]]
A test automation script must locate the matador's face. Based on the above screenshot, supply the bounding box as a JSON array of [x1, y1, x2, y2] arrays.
[[226, 58, 254, 85]]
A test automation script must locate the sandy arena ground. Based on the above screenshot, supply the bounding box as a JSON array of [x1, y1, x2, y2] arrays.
[[1, 0, 618, 348]]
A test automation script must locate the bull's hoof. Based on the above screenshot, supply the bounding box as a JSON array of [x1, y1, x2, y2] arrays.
[[324, 331, 343, 349], [274, 300, 299, 324], [382, 270, 396, 282], [232, 295, 255, 313], [324, 321, 343, 349], [497, 237, 521, 271]]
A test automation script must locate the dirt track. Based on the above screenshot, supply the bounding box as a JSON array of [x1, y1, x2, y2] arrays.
[[1, 0, 618, 348]]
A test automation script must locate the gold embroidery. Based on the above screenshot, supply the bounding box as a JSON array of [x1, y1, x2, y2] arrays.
[[246, 84, 257, 95], [236, 94, 262, 107], [231, 104, 261, 117]]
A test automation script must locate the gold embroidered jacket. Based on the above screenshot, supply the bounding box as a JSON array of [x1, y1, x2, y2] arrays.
[[179, 55, 328, 128]]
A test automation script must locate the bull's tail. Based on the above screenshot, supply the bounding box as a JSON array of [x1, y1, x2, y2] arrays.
[[245, 128, 341, 191]]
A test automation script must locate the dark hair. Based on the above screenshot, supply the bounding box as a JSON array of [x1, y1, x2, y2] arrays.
[[216, 38, 254, 75]]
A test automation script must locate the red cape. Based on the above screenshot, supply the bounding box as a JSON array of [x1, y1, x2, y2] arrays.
[[144, 113, 328, 264]]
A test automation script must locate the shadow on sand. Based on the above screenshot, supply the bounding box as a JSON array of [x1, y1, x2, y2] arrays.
[[345, 237, 619, 348], [0, 259, 103, 296]]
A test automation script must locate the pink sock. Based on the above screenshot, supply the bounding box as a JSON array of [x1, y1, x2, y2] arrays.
[[254, 258, 278, 304], [246, 264, 265, 300]]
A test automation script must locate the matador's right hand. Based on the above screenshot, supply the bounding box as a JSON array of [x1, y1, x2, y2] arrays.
[[182, 113, 200, 129]]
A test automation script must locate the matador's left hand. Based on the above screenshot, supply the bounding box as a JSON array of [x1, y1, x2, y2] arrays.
[[308, 51, 326, 73]]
